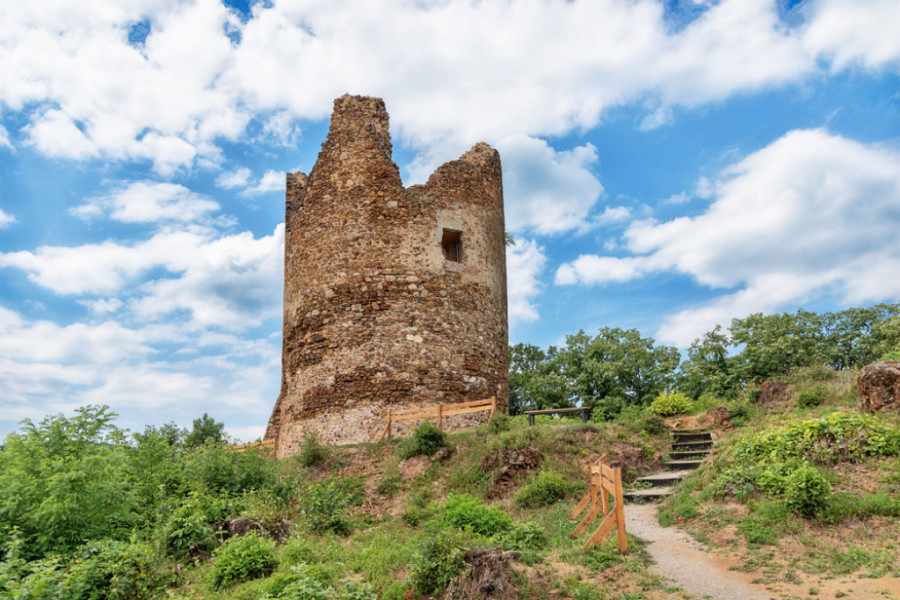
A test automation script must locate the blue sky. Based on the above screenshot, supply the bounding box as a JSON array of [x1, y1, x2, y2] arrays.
[[1, 0, 899, 441]]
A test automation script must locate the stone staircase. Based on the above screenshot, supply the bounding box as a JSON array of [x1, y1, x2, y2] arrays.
[[624, 429, 713, 502]]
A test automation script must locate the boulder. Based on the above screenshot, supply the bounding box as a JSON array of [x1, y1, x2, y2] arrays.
[[758, 380, 792, 405], [706, 406, 731, 427], [857, 360, 900, 413], [214, 517, 265, 541]]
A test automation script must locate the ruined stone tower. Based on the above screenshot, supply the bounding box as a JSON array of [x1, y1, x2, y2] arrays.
[[265, 95, 508, 456]]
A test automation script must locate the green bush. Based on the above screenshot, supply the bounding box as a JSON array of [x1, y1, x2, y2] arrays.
[[880, 349, 900, 361], [497, 521, 547, 551], [649, 392, 693, 416], [163, 495, 219, 559], [516, 471, 572, 508], [487, 415, 512, 434], [399, 421, 447, 460], [797, 385, 828, 408], [408, 528, 471, 596], [637, 413, 666, 435], [302, 478, 365, 535], [296, 433, 329, 468], [211, 532, 277, 588], [784, 464, 830, 517], [438, 493, 512, 537]]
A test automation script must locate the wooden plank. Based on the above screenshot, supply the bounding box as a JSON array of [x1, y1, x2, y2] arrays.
[[569, 491, 592, 520], [439, 405, 494, 417], [572, 497, 604, 537], [525, 407, 586, 415], [614, 468, 627, 553], [447, 398, 497, 409], [583, 512, 618, 552]]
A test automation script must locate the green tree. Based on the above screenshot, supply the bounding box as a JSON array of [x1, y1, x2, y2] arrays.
[[183, 412, 226, 448], [508, 343, 570, 414], [679, 326, 737, 399]]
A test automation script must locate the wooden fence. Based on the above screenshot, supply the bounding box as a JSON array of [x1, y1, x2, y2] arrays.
[[569, 453, 627, 553], [231, 438, 276, 453], [377, 397, 496, 442]]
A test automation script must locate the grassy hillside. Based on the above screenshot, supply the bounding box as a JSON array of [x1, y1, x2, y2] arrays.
[[1, 368, 898, 600]]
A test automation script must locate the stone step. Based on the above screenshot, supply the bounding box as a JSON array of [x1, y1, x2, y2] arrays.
[[664, 459, 704, 470], [624, 487, 673, 502], [636, 470, 691, 487], [672, 431, 713, 444], [668, 450, 710, 460], [671, 440, 713, 451]]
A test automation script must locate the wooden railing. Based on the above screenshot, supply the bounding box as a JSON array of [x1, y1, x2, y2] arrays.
[[231, 439, 276, 453], [569, 453, 627, 553], [377, 397, 497, 442]]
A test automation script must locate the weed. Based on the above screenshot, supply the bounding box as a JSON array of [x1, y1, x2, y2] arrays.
[[296, 433, 329, 468], [210, 532, 277, 588], [408, 527, 472, 596], [784, 464, 830, 517], [437, 493, 512, 536], [516, 470, 574, 508], [797, 385, 828, 408], [649, 392, 693, 416], [399, 421, 447, 459], [375, 470, 402, 496], [496, 521, 548, 551]]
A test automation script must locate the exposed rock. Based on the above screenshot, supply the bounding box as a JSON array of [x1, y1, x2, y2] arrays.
[[214, 518, 265, 541], [706, 406, 731, 427], [482, 447, 543, 498], [758, 380, 792, 405], [858, 361, 900, 413]]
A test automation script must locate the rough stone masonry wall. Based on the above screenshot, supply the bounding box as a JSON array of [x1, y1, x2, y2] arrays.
[[265, 95, 508, 456]]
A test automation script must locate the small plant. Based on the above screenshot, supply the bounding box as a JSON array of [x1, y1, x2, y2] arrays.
[[210, 532, 277, 588], [438, 493, 512, 536], [879, 349, 900, 361], [399, 421, 447, 460], [302, 477, 365, 535], [163, 497, 218, 559], [408, 527, 471, 596], [649, 392, 693, 416], [516, 470, 572, 508], [487, 415, 512, 434], [784, 463, 830, 517], [376, 470, 402, 496], [497, 521, 548, 550], [797, 385, 828, 408], [297, 433, 329, 468]]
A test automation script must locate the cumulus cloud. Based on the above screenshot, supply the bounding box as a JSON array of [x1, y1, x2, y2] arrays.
[[216, 167, 252, 189], [3, 0, 896, 180], [500, 135, 604, 235], [71, 181, 220, 224], [556, 129, 900, 345], [0, 225, 284, 328], [0, 123, 11, 149], [507, 238, 547, 327], [0, 208, 14, 228], [240, 170, 285, 196]]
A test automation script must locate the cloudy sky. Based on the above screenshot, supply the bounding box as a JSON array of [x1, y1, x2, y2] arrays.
[[1, 0, 899, 440]]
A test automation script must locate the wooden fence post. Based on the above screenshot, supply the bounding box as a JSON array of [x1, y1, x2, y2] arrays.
[[438, 405, 443, 429]]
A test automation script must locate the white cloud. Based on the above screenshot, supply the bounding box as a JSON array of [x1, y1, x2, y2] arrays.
[[240, 169, 285, 196], [216, 167, 252, 189], [0, 208, 14, 228], [801, 0, 900, 72], [0, 224, 284, 329], [0, 123, 11, 149], [499, 135, 604, 235], [556, 129, 900, 345], [5, 0, 896, 178], [506, 238, 547, 327], [71, 181, 220, 224], [78, 298, 123, 315]]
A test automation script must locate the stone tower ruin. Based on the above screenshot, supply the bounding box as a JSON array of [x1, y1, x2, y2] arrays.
[[265, 95, 508, 456]]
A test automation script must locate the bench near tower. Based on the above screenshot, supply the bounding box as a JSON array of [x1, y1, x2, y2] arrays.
[[265, 95, 509, 456]]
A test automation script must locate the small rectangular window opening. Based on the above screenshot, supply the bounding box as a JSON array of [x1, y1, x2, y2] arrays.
[[442, 229, 462, 262]]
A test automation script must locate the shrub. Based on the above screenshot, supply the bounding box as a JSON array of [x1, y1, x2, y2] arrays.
[[302, 478, 365, 535], [487, 415, 512, 434], [497, 521, 547, 551], [649, 392, 693, 416], [163, 496, 218, 559], [784, 463, 830, 517], [399, 421, 447, 460], [408, 528, 471, 596], [637, 414, 666, 435], [211, 532, 277, 588], [438, 493, 512, 537], [797, 385, 828, 408], [880, 349, 900, 361], [376, 470, 402, 496], [516, 470, 572, 508], [297, 433, 329, 468]]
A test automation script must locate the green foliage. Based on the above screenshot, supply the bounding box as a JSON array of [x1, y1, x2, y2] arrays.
[[0, 405, 137, 559], [784, 464, 830, 517], [182, 440, 277, 496], [880, 349, 900, 361], [636, 413, 666, 435], [515, 470, 573, 508], [162, 494, 218, 559], [211, 532, 277, 588], [658, 493, 699, 526], [408, 527, 471, 596], [496, 521, 548, 551], [375, 470, 402, 496], [437, 493, 512, 537], [399, 421, 447, 460], [184, 412, 227, 448], [302, 478, 365, 535], [296, 433, 329, 468], [816, 492, 900, 524], [487, 414, 512, 434], [797, 385, 828, 408], [648, 391, 693, 416]]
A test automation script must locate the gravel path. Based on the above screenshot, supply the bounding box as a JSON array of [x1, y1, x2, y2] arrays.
[[625, 503, 771, 600]]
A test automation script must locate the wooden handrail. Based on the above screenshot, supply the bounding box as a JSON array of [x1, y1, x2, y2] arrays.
[[569, 453, 627, 553], [377, 397, 496, 442]]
